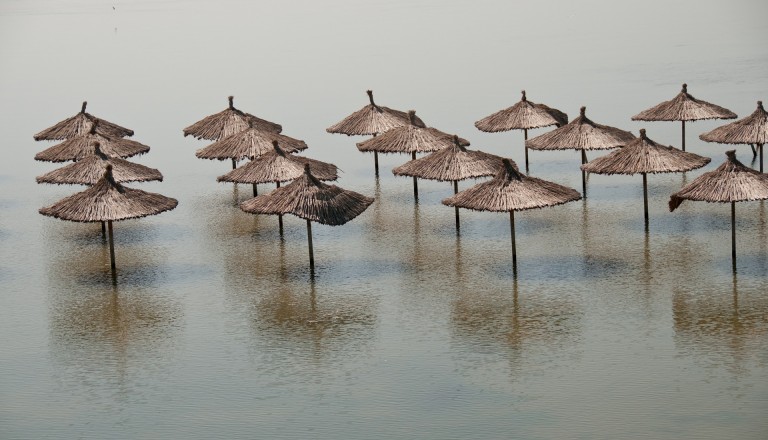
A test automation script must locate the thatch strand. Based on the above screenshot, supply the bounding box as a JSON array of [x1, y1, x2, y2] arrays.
[[39, 165, 177, 222], [581, 129, 710, 175], [326, 90, 425, 136], [699, 101, 768, 145], [632, 83, 737, 122], [240, 164, 373, 226], [217, 141, 337, 184], [33, 101, 134, 141], [195, 126, 307, 161], [526, 106, 635, 151], [356, 110, 454, 154], [36, 142, 163, 185], [474, 90, 568, 133], [34, 123, 150, 163], [183, 96, 282, 140]]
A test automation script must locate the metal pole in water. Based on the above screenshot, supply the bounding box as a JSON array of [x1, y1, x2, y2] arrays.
[[642, 172, 649, 231], [107, 220, 116, 272], [306, 219, 314, 273]]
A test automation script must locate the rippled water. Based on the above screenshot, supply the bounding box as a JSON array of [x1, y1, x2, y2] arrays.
[[1, 1, 767, 438]]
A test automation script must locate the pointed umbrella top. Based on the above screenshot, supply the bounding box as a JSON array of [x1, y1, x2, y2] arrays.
[[442, 158, 581, 212], [240, 164, 373, 226], [34, 101, 134, 141], [183, 95, 282, 140], [356, 110, 454, 154], [699, 101, 768, 145], [35, 121, 150, 163], [393, 135, 508, 182], [217, 140, 337, 184], [474, 90, 568, 133], [632, 83, 737, 122], [581, 129, 710, 175], [526, 106, 636, 151], [39, 165, 177, 222], [326, 90, 425, 136], [670, 150, 768, 211], [195, 124, 307, 161]]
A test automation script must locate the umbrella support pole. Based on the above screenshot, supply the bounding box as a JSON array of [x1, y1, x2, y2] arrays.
[[510, 210, 517, 273], [642, 173, 649, 231], [681, 120, 686, 152], [306, 219, 314, 273], [731, 201, 736, 263], [453, 180, 460, 233], [107, 220, 116, 272], [760, 144, 764, 173], [524, 129, 529, 172], [581, 150, 588, 197], [750, 144, 757, 157], [232, 158, 237, 170], [252, 184, 258, 197], [412, 152, 418, 202], [374, 152, 379, 176], [101, 221, 106, 237], [276, 181, 283, 236]]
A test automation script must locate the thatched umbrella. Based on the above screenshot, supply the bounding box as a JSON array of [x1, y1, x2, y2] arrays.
[[442, 158, 581, 271], [670, 150, 768, 263], [356, 110, 456, 200], [34, 121, 150, 163], [195, 121, 307, 170], [36, 142, 162, 185], [474, 90, 568, 171], [34, 101, 134, 141], [240, 164, 373, 272], [39, 165, 177, 272], [326, 90, 425, 176], [219, 140, 338, 234], [581, 128, 710, 230], [526, 106, 636, 196], [393, 135, 508, 231], [183, 95, 282, 141], [632, 83, 736, 152], [699, 101, 768, 172]]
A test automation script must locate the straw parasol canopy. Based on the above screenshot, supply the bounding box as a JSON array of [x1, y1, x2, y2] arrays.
[[39, 165, 177, 271], [34, 122, 150, 163], [526, 106, 636, 196], [475, 90, 568, 170], [581, 128, 710, 229], [442, 158, 581, 271], [632, 83, 736, 151], [183, 95, 282, 141], [393, 135, 508, 231], [699, 101, 768, 172], [36, 142, 162, 185], [34, 101, 134, 141], [195, 122, 307, 169], [669, 150, 768, 263], [240, 164, 373, 272]]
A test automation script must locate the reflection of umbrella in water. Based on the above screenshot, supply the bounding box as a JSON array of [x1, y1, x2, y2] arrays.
[[474, 90, 568, 171], [219, 140, 338, 234], [526, 106, 636, 196], [581, 129, 710, 230], [36, 142, 162, 185], [35, 121, 150, 163], [699, 101, 768, 172], [39, 165, 178, 272], [443, 158, 581, 273], [357, 110, 456, 201], [632, 83, 736, 152], [393, 135, 508, 232], [670, 150, 768, 264], [183, 95, 282, 140], [34, 101, 134, 141], [326, 90, 425, 176], [240, 164, 373, 273]]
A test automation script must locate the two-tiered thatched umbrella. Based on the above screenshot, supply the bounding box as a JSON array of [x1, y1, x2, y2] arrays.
[[34, 101, 134, 141], [195, 122, 307, 170], [36, 142, 162, 185], [581, 129, 710, 230], [240, 164, 373, 273], [219, 140, 338, 234], [393, 135, 507, 231], [670, 150, 768, 263], [475, 90, 568, 171], [357, 110, 459, 200], [632, 83, 736, 152], [326, 90, 424, 176], [442, 158, 581, 272], [183, 96, 282, 139], [39, 165, 177, 272], [699, 101, 768, 173], [526, 106, 636, 196], [35, 122, 150, 163]]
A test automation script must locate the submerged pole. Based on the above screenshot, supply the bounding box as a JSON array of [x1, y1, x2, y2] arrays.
[[412, 151, 418, 201], [681, 120, 686, 152], [581, 149, 588, 197], [642, 172, 649, 231], [509, 210, 517, 271], [523, 129, 529, 172], [306, 219, 314, 272], [107, 220, 116, 272], [453, 180, 460, 232], [277, 181, 283, 236]]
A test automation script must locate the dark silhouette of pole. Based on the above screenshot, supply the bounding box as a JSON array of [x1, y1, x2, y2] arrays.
[[681, 120, 686, 152], [524, 128, 529, 172], [107, 220, 116, 272], [581, 149, 588, 197], [509, 210, 517, 271], [252, 183, 258, 197], [642, 172, 649, 231], [453, 180, 460, 232], [306, 219, 314, 273], [277, 181, 283, 236], [412, 151, 418, 201]]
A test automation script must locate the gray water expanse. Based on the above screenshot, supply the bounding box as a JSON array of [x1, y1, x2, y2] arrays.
[[1, 0, 767, 438]]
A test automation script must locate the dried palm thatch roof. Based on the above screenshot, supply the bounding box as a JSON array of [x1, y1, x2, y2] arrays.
[[34, 101, 134, 141], [442, 158, 581, 212], [699, 101, 768, 145], [669, 150, 768, 211], [632, 84, 737, 122], [36, 142, 162, 185], [526, 106, 635, 151], [326, 90, 425, 136], [217, 141, 337, 184], [240, 164, 373, 226], [474, 90, 568, 133], [183, 96, 282, 140], [356, 111, 453, 154], [581, 129, 710, 175], [392, 135, 508, 182], [34, 123, 150, 163], [195, 125, 307, 161], [39, 165, 177, 222]]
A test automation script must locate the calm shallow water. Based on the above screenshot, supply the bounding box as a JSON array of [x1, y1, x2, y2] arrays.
[[1, 1, 767, 439]]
